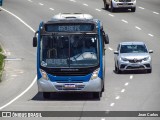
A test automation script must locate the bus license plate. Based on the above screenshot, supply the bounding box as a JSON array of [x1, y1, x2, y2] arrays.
[[64, 84, 76, 88]]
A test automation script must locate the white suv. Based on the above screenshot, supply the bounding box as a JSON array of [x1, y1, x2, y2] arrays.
[[103, 0, 136, 12]]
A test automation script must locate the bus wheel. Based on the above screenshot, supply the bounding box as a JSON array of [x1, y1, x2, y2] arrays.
[[93, 92, 101, 100], [43, 92, 51, 99]]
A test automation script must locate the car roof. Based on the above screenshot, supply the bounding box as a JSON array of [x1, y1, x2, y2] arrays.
[[120, 42, 145, 46]]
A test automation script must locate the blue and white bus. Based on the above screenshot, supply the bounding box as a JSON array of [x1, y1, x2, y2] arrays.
[[33, 13, 109, 99]]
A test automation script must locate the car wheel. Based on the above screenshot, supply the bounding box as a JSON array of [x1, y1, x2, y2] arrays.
[[115, 62, 121, 74], [117, 67, 122, 74], [147, 69, 152, 73], [115, 63, 118, 72], [43, 92, 51, 99], [131, 7, 136, 12], [111, 2, 115, 12], [104, 3, 109, 10]]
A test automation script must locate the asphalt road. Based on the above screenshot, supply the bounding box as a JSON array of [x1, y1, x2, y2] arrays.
[[0, 0, 160, 120]]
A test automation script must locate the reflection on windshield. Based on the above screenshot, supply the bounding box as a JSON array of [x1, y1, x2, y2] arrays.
[[40, 34, 99, 68], [120, 45, 148, 53]]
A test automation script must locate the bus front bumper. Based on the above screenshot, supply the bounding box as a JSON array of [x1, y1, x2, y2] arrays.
[[37, 77, 102, 92]]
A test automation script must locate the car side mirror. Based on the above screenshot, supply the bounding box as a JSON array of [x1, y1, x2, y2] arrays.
[[33, 37, 37, 47], [104, 34, 109, 44], [114, 51, 119, 54], [149, 50, 153, 53]]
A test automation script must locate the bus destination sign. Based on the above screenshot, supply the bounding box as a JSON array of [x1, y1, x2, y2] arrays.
[[45, 23, 95, 32]]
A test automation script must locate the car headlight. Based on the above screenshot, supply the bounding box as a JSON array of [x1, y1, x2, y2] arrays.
[[40, 69, 49, 80], [143, 57, 150, 61], [120, 57, 128, 61], [91, 68, 100, 80]]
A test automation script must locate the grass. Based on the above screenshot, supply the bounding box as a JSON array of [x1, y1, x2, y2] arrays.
[[0, 47, 6, 82]]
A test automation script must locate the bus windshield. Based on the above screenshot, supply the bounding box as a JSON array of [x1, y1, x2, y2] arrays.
[[40, 34, 99, 68]]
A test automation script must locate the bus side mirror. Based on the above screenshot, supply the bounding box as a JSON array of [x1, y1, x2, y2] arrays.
[[33, 37, 37, 47], [0, 0, 3, 6], [104, 34, 109, 44]]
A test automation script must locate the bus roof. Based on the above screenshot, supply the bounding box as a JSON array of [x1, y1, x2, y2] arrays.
[[51, 13, 94, 21]]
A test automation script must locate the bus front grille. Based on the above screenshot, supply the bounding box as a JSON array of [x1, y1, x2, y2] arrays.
[[49, 71, 90, 76], [55, 85, 85, 91]]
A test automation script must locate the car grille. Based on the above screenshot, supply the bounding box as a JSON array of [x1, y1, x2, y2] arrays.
[[55, 85, 85, 91], [126, 66, 145, 69], [128, 59, 142, 63]]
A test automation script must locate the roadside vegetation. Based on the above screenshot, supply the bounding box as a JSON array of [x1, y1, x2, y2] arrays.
[[0, 46, 6, 82]]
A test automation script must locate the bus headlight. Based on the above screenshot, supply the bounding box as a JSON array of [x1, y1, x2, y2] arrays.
[[40, 69, 49, 80], [91, 68, 100, 80]]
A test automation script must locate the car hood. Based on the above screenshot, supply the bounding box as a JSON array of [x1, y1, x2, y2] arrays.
[[120, 53, 150, 60]]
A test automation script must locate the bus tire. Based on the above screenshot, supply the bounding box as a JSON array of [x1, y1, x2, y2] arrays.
[[102, 85, 104, 92], [43, 92, 51, 99], [147, 69, 152, 73], [93, 92, 101, 100]]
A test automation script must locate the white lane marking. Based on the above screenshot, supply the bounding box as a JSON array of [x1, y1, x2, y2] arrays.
[[28, 0, 33, 2], [110, 103, 115, 107], [148, 33, 154, 37], [0, 7, 35, 33], [121, 89, 125, 93], [19, 71, 24, 74], [11, 75, 18, 77], [121, 19, 128, 23], [125, 82, 129, 86], [153, 11, 159, 15], [108, 47, 113, 51], [70, 0, 76, 2], [135, 26, 142, 30], [95, 9, 101, 12], [130, 75, 133, 79], [83, 3, 88, 6], [0, 77, 37, 110], [115, 96, 120, 100], [49, 8, 54, 11], [101, 118, 105, 120], [138, 6, 145, 10], [5, 58, 22, 61], [108, 14, 114, 17], [6, 52, 11, 56], [0, 7, 36, 110], [39, 3, 44, 6]]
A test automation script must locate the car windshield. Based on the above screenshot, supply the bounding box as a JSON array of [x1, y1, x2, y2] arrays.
[[120, 44, 148, 53], [40, 34, 99, 68]]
